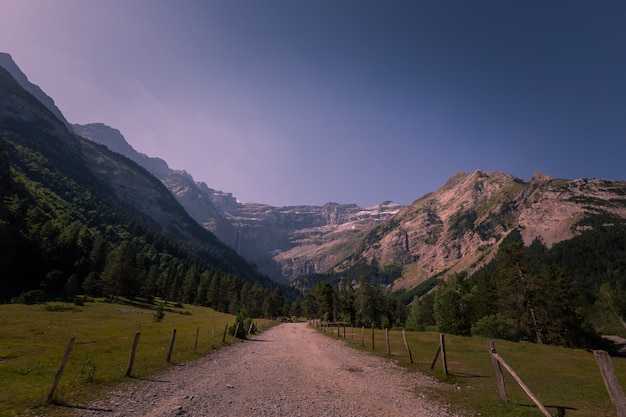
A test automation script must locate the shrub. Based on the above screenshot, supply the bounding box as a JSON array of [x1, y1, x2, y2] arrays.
[[153, 304, 165, 322], [229, 308, 254, 339], [12, 289, 45, 305]]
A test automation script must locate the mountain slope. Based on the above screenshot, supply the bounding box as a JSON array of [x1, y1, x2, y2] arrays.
[[0, 63, 273, 301], [72, 122, 403, 283], [329, 170, 626, 291], [0, 52, 72, 131]]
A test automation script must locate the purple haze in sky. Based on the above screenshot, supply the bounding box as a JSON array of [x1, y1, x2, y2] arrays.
[[0, 1, 624, 206]]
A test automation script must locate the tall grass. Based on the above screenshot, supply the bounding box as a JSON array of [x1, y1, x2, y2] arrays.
[[0, 299, 274, 416], [319, 324, 626, 417]]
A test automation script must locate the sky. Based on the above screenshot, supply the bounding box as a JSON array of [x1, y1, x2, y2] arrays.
[[0, 1, 625, 207]]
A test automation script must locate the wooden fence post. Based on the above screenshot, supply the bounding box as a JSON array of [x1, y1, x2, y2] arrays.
[[385, 329, 390, 355], [594, 350, 626, 417], [490, 348, 552, 417], [429, 334, 448, 375], [194, 326, 199, 353], [222, 324, 228, 343], [440, 333, 448, 376], [46, 337, 75, 404], [248, 321, 254, 335], [361, 326, 365, 346], [488, 341, 507, 402], [166, 329, 177, 363], [430, 345, 441, 371], [211, 324, 215, 348], [233, 323, 240, 341], [402, 330, 413, 364], [125, 332, 141, 377], [371, 327, 375, 351]]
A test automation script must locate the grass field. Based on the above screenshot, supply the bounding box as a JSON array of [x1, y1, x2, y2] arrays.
[[318, 324, 626, 417], [0, 299, 275, 417]]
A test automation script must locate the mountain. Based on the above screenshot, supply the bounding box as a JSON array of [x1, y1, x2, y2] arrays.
[[7, 51, 624, 299], [0, 58, 274, 304], [70, 120, 626, 294], [0, 52, 72, 132], [328, 169, 626, 291], [72, 122, 403, 284]]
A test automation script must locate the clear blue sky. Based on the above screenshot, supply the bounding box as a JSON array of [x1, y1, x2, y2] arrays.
[[1, 1, 624, 207]]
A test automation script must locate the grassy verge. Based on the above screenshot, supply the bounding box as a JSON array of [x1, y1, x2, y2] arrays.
[[317, 324, 626, 417], [0, 299, 276, 416]]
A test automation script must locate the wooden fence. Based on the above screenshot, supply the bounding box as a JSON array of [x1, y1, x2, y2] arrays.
[[45, 319, 276, 404], [314, 321, 626, 417]]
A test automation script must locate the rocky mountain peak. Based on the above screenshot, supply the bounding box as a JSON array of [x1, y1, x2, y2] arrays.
[[529, 170, 552, 183]]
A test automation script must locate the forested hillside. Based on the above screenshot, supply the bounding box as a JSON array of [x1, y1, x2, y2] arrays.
[[0, 65, 286, 316]]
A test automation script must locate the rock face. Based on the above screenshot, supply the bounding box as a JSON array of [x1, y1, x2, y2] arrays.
[[224, 201, 403, 283], [335, 170, 626, 291]]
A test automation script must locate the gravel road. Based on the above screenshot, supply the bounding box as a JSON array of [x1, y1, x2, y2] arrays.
[[71, 322, 464, 417]]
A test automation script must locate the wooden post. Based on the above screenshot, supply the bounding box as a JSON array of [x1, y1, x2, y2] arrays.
[[430, 345, 441, 371], [371, 327, 375, 351], [166, 329, 177, 363], [488, 341, 507, 402], [222, 324, 228, 343], [361, 326, 365, 346], [211, 324, 215, 348], [440, 333, 448, 376], [125, 332, 141, 377], [233, 323, 240, 340], [490, 350, 552, 417], [47, 338, 75, 404], [402, 330, 413, 364], [594, 350, 626, 417], [385, 329, 390, 355], [248, 321, 254, 335], [194, 326, 199, 353]]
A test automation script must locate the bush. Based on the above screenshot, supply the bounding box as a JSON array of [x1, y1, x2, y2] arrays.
[[229, 308, 255, 339], [153, 304, 165, 322], [12, 289, 45, 305]]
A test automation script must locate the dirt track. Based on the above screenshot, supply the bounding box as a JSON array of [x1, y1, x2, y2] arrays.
[[70, 322, 464, 417]]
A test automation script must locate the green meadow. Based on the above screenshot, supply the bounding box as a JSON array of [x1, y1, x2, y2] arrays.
[[320, 325, 626, 417], [0, 299, 275, 416]]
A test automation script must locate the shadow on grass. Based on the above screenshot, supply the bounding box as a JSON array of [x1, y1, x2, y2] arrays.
[[448, 372, 488, 379], [513, 402, 577, 417]]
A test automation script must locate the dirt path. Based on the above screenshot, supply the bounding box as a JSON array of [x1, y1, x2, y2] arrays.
[[71, 323, 464, 417]]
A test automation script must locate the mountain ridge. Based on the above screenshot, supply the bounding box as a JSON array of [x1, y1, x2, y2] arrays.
[[4, 51, 626, 297], [0, 57, 275, 303]]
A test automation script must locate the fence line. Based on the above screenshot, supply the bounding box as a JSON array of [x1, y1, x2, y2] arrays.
[[314, 323, 626, 417]]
